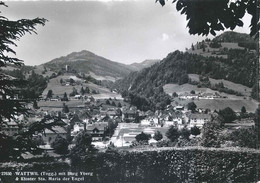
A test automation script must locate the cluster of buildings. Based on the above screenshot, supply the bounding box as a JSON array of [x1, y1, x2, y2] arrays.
[[178, 92, 223, 100], [1, 94, 214, 150]]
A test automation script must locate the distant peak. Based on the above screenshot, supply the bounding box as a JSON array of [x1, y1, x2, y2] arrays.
[[67, 50, 96, 58]]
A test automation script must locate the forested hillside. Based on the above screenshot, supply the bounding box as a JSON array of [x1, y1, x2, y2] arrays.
[[115, 45, 257, 110]]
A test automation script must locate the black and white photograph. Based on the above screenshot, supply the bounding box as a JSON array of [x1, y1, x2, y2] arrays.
[[0, 0, 259, 182]]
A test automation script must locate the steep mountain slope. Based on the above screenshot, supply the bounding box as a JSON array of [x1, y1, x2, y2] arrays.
[[129, 59, 161, 71], [42, 50, 134, 79], [114, 32, 257, 110]]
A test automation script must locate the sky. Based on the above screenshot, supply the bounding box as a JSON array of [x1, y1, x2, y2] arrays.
[[2, 0, 252, 66]]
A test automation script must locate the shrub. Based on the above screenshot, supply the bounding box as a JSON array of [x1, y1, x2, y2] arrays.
[[51, 136, 69, 155], [153, 131, 163, 141], [166, 126, 179, 142]]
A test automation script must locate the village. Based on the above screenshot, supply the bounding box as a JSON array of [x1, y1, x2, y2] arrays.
[[1, 74, 254, 156]]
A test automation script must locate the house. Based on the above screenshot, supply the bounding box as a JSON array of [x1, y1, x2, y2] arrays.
[[86, 122, 108, 141], [71, 123, 86, 136], [179, 93, 199, 100], [74, 95, 81, 100], [163, 113, 183, 127], [174, 106, 185, 111], [141, 117, 159, 126], [199, 93, 215, 99], [189, 113, 211, 128], [122, 109, 137, 122], [42, 126, 68, 145], [1, 121, 19, 136]]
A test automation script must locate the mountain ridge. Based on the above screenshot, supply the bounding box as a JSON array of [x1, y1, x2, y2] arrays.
[[42, 50, 133, 79]]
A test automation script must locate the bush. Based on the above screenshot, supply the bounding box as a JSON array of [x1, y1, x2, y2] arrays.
[[166, 126, 179, 142], [153, 131, 163, 141], [51, 136, 69, 155], [225, 127, 257, 148], [219, 107, 237, 123], [135, 132, 151, 143], [190, 126, 201, 136]]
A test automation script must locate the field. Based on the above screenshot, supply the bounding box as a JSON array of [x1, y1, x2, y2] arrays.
[[195, 98, 258, 112], [164, 83, 215, 95], [163, 82, 258, 112], [42, 73, 121, 99], [188, 74, 252, 96], [187, 42, 244, 58]]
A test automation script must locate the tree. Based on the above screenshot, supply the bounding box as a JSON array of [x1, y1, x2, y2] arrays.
[[166, 125, 179, 142], [80, 86, 85, 95], [190, 90, 195, 94], [69, 78, 75, 85], [153, 131, 163, 141], [111, 101, 116, 106], [241, 106, 246, 114], [156, 0, 258, 37], [187, 102, 197, 113], [46, 89, 53, 99], [51, 135, 69, 155], [85, 86, 90, 94], [33, 100, 39, 109], [62, 92, 69, 101], [201, 116, 222, 148], [70, 131, 93, 157], [117, 102, 122, 108], [191, 43, 195, 50], [135, 132, 151, 143], [218, 107, 237, 123], [106, 99, 110, 105], [69, 87, 78, 97], [190, 126, 201, 136], [179, 126, 190, 140], [62, 103, 69, 113], [172, 92, 178, 98], [226, 127, 256, 148], [0, 2, 58, 161]]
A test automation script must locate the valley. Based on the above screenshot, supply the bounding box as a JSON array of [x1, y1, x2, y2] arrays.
[[1, 31, 259, 176]]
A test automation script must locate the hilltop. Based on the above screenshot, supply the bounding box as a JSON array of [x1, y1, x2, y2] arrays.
[[129, 59, 161, 71], [42, 50, 133, 80]]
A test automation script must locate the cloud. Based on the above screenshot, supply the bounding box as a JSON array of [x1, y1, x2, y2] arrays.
[[161, 33, 170, 41]]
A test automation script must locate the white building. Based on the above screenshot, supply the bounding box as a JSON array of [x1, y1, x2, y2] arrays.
[[189, 113, 211, 128]]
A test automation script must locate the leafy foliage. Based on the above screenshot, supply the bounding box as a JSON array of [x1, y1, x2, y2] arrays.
[[46, 89, 53, 99], [187, 102, 197, 113], [201, 116, 222, 148], [179, 126, 190, 140], [51, 135, 69, 155], [135, 132, 151, 143], [115, 46, 256, 110], [218, 107, 237, 123], [156, 0, 258, 37], [153, 131, 163, 141], [0, 116, 65, 161], [190, 126, 201, 136], [166, 125, 179, 142], [224, 127, 257, 148], [0, 2, 46, 118]]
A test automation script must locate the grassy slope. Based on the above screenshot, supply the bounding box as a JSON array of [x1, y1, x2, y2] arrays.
[[186, 42, 244, 58], [188, 74, 252, 96], [41, 73, 121, 100], [163, 81, 257, 112]]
